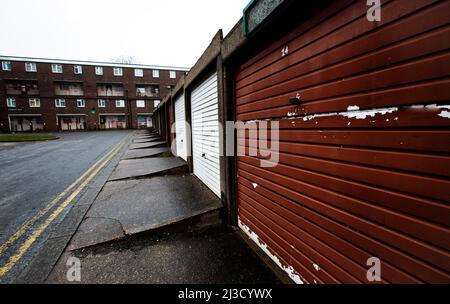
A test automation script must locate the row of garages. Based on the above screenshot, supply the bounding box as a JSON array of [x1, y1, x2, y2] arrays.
[[7, 114, 152, 131], [153, 0, 450, 283]]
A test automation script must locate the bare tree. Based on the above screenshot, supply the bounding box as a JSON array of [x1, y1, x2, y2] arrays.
[[110, 55, 141, 64]]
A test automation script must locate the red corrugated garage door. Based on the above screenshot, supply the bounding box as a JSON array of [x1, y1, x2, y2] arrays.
[[235, 0, 450, 283]]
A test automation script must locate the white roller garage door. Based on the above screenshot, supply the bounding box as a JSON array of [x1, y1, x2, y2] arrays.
[[190, 72, 221, 197], [174, 93, 187, 161]]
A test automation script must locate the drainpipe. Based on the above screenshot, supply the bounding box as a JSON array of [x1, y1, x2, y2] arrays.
[[126, 90, 132, 129]]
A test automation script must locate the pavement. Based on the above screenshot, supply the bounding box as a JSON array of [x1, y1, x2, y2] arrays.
[[68, 176, 222, 250], [61, 130, 222, 250], [0, 130, 132, 283], [47, 226, 281, 284], [13, 129, 281, 284]]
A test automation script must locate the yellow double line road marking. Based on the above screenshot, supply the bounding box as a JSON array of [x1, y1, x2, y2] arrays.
[[0, 136, 121, 256], [0, 132, 133, 278]]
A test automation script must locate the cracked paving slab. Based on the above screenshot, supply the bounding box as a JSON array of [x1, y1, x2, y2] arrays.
[[129, 141, 166, 150], [68, 175, 221, 250], [132, 137, 162, 143], [134, 135, 151, 138], [108, 157, 187, 181], [135, 133, 156, 137], [122, 147, 171, 160], [68, 217, 125, 250]]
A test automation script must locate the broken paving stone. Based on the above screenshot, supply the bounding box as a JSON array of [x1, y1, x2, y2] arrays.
[[132, 137, 162, 143], [129, 141, 167, 150], [68, 217, 125, 250], [108, 157, 187, 181], [122, 147, 171, 160], [71, 175, 221, 247]]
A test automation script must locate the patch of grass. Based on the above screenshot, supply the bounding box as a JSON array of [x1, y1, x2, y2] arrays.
[[0, 134, 59, 142]]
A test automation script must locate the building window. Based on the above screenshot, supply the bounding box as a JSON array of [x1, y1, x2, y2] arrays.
[[55, 99, 66, 108], [98, 99, 106, 107], [74, 65, 83, 74], [77, 99, 85, 108], [6, 98, 16, 108], [152, 69, 159, 78], [95, 66, 103, 75], [169, 71, 176, 79], [52, 64, 63, 73], [2, 61, 12, 71], [134, 69, 143, 77], [113, 67, 123, 76], [136, 100, 145, 108], [116, 99, 125, 108], [154, 100, 161, 108], [25, 62, 37, 72], [29, 98, 40, 107]]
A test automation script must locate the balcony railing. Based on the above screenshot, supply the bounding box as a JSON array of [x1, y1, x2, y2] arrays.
[[136, 86, 159, 97], [136, 91, 159, 98], [97, 85, 124, 97], [54, 83, 84, 96]]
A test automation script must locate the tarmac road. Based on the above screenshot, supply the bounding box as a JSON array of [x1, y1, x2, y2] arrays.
[[0, 130, 132, 282]]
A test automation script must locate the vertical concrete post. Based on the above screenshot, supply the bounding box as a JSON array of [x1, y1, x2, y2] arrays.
[[184, 87, 194, 173], [222, 60, 238, 226], [216, 55, 231, 224]]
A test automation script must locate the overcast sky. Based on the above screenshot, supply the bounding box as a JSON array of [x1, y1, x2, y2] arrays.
[[0, 0, 247, 68]]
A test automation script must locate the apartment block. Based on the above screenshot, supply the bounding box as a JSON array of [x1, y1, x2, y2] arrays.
[[0, 56, 188, 132]]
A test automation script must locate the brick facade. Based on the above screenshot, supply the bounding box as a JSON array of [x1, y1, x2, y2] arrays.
[[0, 57, 188, 132]]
